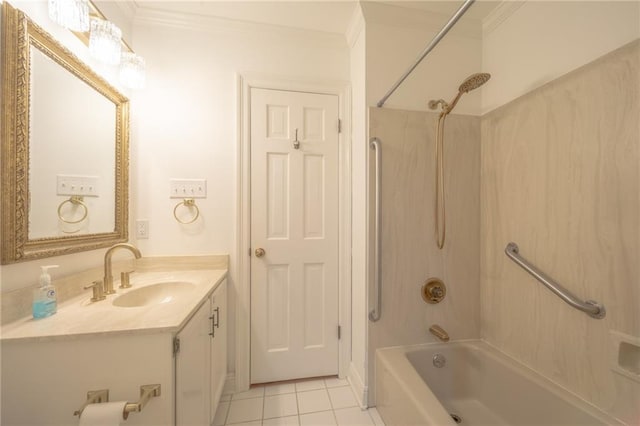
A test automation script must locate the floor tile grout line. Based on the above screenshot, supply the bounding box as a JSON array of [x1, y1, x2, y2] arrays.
[[219, 379, 381, 426], [223, 399, 230, 426], [326, 386, 336, 411], [294, 386, 301, 421], [331, 407, 339, 426]]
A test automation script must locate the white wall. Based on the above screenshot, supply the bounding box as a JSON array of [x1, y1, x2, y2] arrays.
[[359, 0, 640, 116], [130, 9, 349, 375], [346, 5, 368, 404], [482, 0, 640, 113], [363, 1, 484, 114]]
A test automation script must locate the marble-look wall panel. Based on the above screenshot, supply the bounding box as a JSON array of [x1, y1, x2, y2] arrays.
[[481, 40, 639, 423], [368, 107, 481, 404]]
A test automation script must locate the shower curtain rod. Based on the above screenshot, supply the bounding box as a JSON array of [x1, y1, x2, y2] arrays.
[[376, 0, 476, 108]]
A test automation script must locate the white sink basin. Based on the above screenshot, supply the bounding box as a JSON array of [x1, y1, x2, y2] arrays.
[[112, 282, 196, 307]]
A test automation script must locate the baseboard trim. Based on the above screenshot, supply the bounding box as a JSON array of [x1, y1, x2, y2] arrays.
[[223, 373, 236, 395], [347, 363, 368, 409]]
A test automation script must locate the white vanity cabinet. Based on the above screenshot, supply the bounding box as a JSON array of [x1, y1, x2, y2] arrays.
[[209, 279, 228, 423], [0, 270, 227, 426], [176, 278, 227, 425]]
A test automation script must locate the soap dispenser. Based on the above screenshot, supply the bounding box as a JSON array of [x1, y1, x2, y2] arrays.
[[33, 265, 59, 319]]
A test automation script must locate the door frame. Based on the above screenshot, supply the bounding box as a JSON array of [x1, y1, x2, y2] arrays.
[[236, 74, 352, 392]]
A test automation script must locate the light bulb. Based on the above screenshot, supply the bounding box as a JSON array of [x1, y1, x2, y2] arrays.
[[120, 52, 146, 89], [48, 0, 89, 32], [89, 18, 122, 65]]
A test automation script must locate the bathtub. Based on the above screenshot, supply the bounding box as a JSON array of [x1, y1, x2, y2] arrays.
[[375, 340, 620, 425]]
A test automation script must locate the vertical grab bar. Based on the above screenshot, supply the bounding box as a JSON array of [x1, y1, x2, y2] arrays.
[[369, 138, 382, 322]]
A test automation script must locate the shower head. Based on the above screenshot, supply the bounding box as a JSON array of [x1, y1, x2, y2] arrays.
[[458, 73, 491, 93], [428, 72, 492, 114]]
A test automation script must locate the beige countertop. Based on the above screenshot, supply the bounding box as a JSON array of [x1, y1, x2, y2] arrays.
[[1, 269, 227, 342]]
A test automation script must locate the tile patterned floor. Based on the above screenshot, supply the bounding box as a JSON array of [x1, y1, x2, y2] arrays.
[[214, 378, 386, 426]]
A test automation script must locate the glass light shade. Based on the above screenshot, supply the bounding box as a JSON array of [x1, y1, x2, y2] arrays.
[[89, 18, 122, 65], [48, 0, 89, 32], [119, 53, 146, 89]]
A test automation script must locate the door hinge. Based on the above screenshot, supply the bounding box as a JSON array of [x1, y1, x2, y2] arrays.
[[248, 247, 251, 256], [173, 337, 180, 356], [338, 119, 342, 134], [338, 325, 342, 340]]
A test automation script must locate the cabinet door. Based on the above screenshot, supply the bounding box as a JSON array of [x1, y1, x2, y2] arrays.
[[210, 279, 228, 424], [176, 298, 211, 426]]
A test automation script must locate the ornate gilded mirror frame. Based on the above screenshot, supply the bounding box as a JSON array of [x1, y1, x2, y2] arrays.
[[1, 2, 129, 264]]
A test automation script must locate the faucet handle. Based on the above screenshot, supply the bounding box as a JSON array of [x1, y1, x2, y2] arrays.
[[119, 271, 133, 289], [84, 280, 106, 302]]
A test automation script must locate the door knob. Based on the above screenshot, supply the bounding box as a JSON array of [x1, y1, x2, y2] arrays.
[[255, 248, 266, 258]]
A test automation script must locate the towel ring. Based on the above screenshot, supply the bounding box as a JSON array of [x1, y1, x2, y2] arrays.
[[57, 196, 88, 224], [173, 198, 200, 224]]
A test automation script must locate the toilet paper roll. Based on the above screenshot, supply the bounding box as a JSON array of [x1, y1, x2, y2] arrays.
[[79, 401, 127, 426]]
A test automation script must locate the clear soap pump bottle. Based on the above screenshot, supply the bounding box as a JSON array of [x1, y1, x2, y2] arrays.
[[33, 265, 59, 319]]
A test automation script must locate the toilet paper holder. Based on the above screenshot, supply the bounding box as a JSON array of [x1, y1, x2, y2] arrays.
[[73, 384, 161, 419]]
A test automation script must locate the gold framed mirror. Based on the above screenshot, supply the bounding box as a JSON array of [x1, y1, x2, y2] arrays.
[[1, 2, 129, 264]]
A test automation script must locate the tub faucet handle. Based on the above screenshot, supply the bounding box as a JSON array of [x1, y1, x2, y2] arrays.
[[430, 286, 444, 298], [422, 278, 446, 304]]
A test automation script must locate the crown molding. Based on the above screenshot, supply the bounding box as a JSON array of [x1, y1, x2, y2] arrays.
[[133, 7, 347, 51], [112, 0, 137, 23], [482, 0, 526, 36]]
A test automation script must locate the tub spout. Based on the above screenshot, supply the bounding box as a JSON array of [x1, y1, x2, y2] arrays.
[[429, 324, 450, 342]]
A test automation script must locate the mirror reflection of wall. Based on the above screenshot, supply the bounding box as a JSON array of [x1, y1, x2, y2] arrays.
[[29, 47, 116, 238], [1, 1, 129, 264]]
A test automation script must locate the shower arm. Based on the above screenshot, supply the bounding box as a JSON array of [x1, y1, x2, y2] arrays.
[[376, 0, 475, 108]]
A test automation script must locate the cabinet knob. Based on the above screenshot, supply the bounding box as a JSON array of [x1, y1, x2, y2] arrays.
[[255, 248, 266, 258]]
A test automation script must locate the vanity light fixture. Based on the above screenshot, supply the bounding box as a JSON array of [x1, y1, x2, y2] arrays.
[[48, 0, 89, 32], [54, 0, 147, 89], [89, 17, 122, 65], [119, 52, 146, 89]]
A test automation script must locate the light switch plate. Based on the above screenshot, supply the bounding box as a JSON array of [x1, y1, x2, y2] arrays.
[[57, 175, 99, 197], [169, 179, 207, 198]]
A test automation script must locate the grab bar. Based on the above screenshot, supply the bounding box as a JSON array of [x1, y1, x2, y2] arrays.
[[505, 242, 605, 319], [369, 138, 382, 322]]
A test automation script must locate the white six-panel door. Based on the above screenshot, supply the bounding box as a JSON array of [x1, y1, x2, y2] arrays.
[[250, 88, 339, 384]]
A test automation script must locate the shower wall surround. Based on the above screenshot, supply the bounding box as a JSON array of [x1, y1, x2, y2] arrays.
[[368, 108, 480, 404], [481, 40, 639, 423]]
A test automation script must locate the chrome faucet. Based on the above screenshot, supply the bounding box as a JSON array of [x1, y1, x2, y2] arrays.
[[103, 243, 142, 294]]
